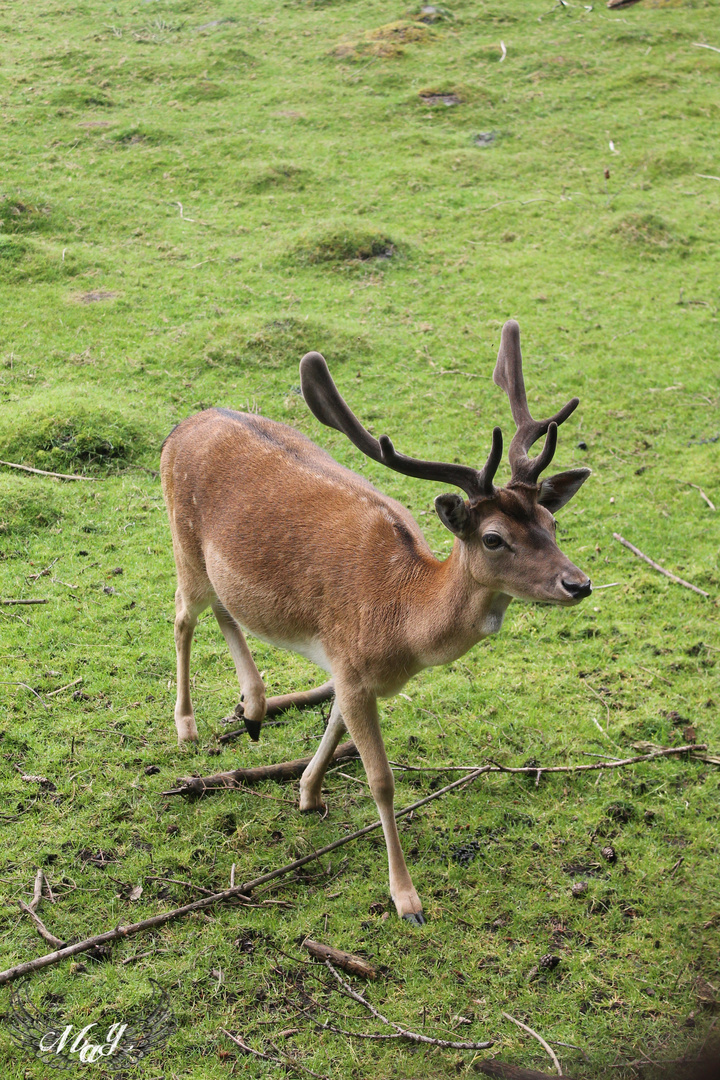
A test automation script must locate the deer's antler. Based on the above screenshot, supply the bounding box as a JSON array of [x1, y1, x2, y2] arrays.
[[300, 352, 502, 501], [493, 320, 579, 485]]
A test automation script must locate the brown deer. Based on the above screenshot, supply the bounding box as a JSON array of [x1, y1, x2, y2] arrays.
[[160, 319, 591, 924]]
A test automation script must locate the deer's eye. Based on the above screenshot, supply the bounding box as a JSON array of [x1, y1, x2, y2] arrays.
[[482, 532, 503, 550]]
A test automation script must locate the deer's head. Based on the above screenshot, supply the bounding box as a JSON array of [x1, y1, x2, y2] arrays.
[[300, 319, 591, 607]]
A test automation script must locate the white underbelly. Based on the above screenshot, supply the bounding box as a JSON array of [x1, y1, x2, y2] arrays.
[[247, 628, 332, 673]]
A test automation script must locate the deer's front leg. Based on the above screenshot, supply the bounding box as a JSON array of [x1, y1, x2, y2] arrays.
[[336, 682, 424, 925], [211, 601, 266, 736]]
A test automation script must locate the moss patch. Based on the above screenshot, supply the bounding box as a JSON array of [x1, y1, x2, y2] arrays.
[[294, 228, 397, 265], [0, 397, 150, 475], [205, 317, 369, 369]]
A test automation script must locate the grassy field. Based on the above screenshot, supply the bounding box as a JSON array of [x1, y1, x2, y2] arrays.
[[0, 0, 719, 1076]]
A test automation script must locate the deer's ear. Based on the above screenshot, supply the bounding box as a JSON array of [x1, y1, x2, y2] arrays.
[[537, 468, 591, 513], [435, 493, 471, 537]]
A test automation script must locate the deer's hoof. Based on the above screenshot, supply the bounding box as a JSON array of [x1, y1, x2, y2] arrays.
[[401, 912, 426, 927], [243, 717, 261, 742]]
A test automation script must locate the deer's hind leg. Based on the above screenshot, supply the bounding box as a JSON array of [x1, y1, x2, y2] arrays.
[[174, 585, 208, 744], [211, 601, 266, 734], [299, 698, 346, 812]]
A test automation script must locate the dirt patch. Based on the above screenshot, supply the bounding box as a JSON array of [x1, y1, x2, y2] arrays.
[[75, 290, 117, 303], [420, 90, 462, 106]]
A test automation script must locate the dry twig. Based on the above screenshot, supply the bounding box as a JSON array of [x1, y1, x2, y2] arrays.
[[0, 599, 49, 606], [685, 483, 716, 511], [324, 960, 492, 1049], [502, 1011, 562, 1075], [0, 459, 96, 482], [46, 677, 83, 698], [18, 900, 65, 949], [613, 533, 710, 598], [221, 1029, 329, 1079], [29, 870, 43, 913]]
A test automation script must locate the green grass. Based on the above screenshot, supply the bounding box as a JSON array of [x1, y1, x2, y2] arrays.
[[0, 0, 718, 1076]]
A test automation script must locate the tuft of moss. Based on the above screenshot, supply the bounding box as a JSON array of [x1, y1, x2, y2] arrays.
[[611, 213, 678, 249], [177, 81, 229, 103], [294, 228, 397, 265], [246, 163, 308, 193], [0, 397, 150, 475], [52, 85, 114, 109], [0, 195, 55, 235], [205, 317, 369, 369], [0, 236, 78, 284]]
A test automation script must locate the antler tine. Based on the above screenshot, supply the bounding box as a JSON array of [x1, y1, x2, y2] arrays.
[[300, 352, 501, 500], [493, 320, 578, 484]]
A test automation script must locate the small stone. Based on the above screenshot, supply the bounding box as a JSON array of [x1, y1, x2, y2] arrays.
[[473, 132, 495, 147], [577, 440, 588, 450]]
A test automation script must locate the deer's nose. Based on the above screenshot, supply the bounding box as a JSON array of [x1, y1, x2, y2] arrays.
[[562, 578, 592, 599]]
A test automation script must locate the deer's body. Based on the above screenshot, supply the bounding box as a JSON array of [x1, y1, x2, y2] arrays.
[[163, 408, 510, 692], [161, 321, 593, 924]]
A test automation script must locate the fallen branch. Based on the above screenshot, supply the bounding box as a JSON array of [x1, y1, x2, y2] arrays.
[[174, 742, 707, 797], [0, 766, 491, 985], [0, 460, 96, 482], [302, 939, 376, 980], [502, 1012, 562, 1076], [486, 744, 704, 777], [163, 740, 358, 797], [324, 959, 492, 1050], [613, 533, 710, 598], [0, 599, 49, 606]]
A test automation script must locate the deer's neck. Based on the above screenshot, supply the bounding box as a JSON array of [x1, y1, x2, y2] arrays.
[[406, 542, 512, 669]]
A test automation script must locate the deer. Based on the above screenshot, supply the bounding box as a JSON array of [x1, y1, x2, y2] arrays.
[[160, 319, 592, 925]]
